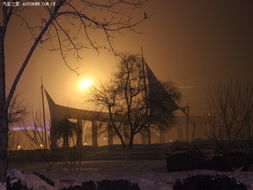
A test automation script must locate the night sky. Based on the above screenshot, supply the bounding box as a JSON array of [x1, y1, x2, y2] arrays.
[[5, 0, 253, 122]]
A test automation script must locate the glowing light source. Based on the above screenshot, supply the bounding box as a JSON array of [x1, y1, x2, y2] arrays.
[[79, 79, 93, 90]]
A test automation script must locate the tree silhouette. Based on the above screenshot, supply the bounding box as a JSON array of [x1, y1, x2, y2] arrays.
[[0, 0, 148, 187], [90, 54, 181, 149], [206, 80, 253, 151], [8, 94, 28, 125], [54, 118, 75, 149]]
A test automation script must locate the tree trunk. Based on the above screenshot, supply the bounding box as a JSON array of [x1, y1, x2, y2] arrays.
[[128, 133, 134, 149], [0, 26, 8, 190], [0, 109, 8, 190]]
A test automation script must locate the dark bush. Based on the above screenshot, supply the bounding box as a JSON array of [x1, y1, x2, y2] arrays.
[[173, 174, 247, 190], [229, 152, 253, 171], [82, 181, 96, 190], [7, 170, 31, 190], [61, 179, 140, 190], [166, 149, 253, 171], [166, 148, 206, 171], [206, 152, 253, 171], [206, 153, 232, 171], [61, 185, 83, 190], [97, 179, 140, 190], [7, 177, 31, 190]]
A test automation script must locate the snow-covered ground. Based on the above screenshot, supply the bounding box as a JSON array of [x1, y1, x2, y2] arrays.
[[9, 160, 253, 190]]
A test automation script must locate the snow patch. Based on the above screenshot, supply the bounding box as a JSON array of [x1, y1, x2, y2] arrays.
[[0, 183, 7, 190], [8, 160, 253, 190], [8, 169, 56, 190]]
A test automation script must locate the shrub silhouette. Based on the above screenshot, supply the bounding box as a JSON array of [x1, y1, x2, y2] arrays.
[[206, 153, 232, 171], [61, 179, 140, 190], [206, 152, 253, 171], [62, 185, 83, 190], [173, 175, 247, 190], [7, 177, 31, 190], [97, 179, 140, 190], [167, 149, 253, 171], [82, 181, 96, 190], [167, 149, 206, 171]]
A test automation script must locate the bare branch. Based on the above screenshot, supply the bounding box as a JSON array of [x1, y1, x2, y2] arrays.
[[5, 14, 55, 110], [51, 22, 80, 74]]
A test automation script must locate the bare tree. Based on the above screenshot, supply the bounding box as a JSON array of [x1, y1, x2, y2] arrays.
[[90, 54, 181, 149], [0, 0, 148, 187], [205, 80, 253, 153], [8, 94, 29, 150], [22, 114, 47, 149], [22, 113, 82, 171], [8, 94, 29, 125], [21, 113, 54, 168]]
